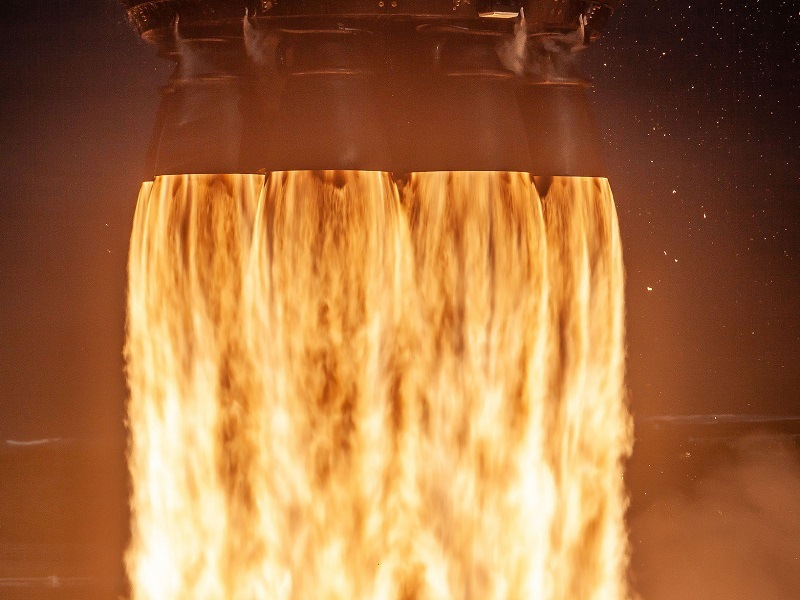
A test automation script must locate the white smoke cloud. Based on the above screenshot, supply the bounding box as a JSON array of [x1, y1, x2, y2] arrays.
[[172, 16, 215, 77], [497, 7, 528, 76], [172, 16, 193, 72], [243, 9, 275, 67]]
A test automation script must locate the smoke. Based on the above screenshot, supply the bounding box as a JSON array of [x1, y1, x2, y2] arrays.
[[631, 438, 800, 599], [172, 16, 212, 78], [497, 8, 528, 76], [498, 12, 588, 81], [243, 10, 275, 67]]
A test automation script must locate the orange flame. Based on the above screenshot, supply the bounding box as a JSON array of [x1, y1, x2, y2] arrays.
[[125, 171, 632, 599]]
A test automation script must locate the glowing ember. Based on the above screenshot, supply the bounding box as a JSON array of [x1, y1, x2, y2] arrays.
[[125, 171, 631, 599]]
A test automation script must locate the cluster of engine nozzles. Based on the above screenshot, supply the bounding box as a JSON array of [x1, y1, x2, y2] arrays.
[[132, 0, 617, 177]]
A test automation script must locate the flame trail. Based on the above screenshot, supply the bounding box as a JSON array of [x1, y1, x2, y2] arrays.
[[125, 171, 631, 599]]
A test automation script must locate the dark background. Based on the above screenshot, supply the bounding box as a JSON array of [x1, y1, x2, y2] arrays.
[[1, 0, 169, 442], [588, 1, 799, 420]]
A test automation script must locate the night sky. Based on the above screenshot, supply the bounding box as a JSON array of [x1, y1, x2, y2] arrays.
[[0, 0, 798, 441], [588, 1, 799, 418]]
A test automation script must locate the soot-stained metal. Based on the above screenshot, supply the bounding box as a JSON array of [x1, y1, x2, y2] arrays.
[[123, 0, 620, 176]]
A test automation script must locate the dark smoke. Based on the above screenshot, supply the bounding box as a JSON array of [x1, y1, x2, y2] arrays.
[[630, 437, 800, 600]]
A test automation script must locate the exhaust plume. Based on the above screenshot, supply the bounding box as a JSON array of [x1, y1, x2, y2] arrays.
[[125, 172, 632, 599]]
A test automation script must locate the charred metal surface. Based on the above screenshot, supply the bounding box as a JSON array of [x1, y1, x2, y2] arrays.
[[124, 0, 619, 176]]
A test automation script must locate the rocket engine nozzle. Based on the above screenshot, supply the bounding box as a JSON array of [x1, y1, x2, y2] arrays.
[[125, 0, 619, 177]]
